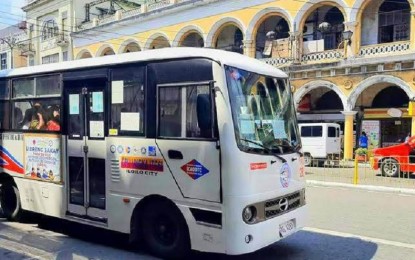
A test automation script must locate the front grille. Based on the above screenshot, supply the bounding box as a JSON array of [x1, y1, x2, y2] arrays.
[[264, 190, 304, 219]]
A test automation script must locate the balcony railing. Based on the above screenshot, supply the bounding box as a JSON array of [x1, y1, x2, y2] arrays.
[[359, 41, 411, 57], [301, 49, 344, 63], [147, 0, 171, 11], [78, 0, 194, 31], [261, 57, 291, 67]]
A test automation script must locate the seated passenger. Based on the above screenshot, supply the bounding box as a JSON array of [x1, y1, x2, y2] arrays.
[[46, 105, 60, 131]]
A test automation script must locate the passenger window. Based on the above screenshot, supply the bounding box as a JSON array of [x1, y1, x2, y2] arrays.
[[110, 67, 145, 135], [0, 80, 10, 129], [158, 84, 214, 139], [0, 101, 10, 130], [328, 127, 336, 137], [300, 126, 322, 137], [301, 126, 312, 137], [13, 100, 61, 131], [12, 75, 61, 131]]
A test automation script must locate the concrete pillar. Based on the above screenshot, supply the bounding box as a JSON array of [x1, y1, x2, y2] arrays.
[[343, 21, 358, 58], [289, 31, 301, 64], [411, 116, 415, 136], [410, 11, 415, 50], [341, 111, 357, 160], [242, 40, 254, 58]]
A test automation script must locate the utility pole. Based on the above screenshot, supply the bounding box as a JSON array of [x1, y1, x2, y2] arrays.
[[0, 36, 18, 69]]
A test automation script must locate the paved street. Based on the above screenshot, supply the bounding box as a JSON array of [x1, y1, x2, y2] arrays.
[[1, 186, 414, 259]]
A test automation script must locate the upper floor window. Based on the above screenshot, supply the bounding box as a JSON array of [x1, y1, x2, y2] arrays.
[[0, 53, 7, 70], [378, 0, 410, 43], [42, 19, 59, 41], [42, 53, 59, 64]]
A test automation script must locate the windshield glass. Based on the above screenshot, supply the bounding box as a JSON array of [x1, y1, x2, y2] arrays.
[[225, 65, 301, 154]]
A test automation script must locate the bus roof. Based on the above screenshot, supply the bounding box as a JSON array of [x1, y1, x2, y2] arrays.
[[0, 48, 287, 79]]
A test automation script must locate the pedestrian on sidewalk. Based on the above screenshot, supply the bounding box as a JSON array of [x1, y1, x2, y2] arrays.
[[359, 131, 368, 149]]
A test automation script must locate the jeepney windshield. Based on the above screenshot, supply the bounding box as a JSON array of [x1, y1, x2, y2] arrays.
[[225, 65, 301, 155]]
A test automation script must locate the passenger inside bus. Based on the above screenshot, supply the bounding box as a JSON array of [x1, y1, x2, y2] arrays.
[[18, 103, 60, 131]]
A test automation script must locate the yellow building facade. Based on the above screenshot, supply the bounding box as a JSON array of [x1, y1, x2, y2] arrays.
[[72, 0, 415, 159]]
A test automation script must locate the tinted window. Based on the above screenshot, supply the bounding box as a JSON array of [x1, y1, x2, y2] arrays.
[[0, 101, 10, 129], [301, 126, 323, 137], [0, 80, 9, 99], [328, 127, 336, 137]]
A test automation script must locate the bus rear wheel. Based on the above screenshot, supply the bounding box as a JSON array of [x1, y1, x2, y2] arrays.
[[141, 200, 190, 259], [0, 182, 22, 221]]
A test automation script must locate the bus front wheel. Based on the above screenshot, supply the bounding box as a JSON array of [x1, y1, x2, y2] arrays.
[[0, 182, 22, 221], [141, 200, 190, 259]]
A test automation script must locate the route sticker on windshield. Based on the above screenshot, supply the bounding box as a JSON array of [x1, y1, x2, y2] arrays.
[[280, 163, 291, 188], [250, 162, 267, 170], [181, 160, 209, 180]]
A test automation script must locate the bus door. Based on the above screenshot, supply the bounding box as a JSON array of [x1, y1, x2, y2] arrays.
[[155, 83, 221, 203], [64, 80, 107, 221]]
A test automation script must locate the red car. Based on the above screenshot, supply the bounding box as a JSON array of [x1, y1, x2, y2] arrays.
[[371, 136, 415, 177]]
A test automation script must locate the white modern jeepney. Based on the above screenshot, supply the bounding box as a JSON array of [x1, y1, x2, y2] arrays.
[[0, 48, 306, 258]]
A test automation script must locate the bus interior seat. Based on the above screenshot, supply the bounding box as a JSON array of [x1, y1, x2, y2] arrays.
[[197, 94, 212, 138], [159, 108, 181, 137]]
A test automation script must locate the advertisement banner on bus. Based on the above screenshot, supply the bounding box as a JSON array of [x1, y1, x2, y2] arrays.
[[24, 134, 61, 183]]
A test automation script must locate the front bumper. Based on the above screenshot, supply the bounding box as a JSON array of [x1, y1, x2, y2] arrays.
[[224, 192, 308, 255]]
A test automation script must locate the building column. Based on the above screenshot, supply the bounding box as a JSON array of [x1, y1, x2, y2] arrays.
[[343, 21, 358, 58], [242, 40, 254, 58], [410, 11, 415, 50], [341, 111, 357, 160], [411, 116, 415, 136], [289, 31, 301, 64]]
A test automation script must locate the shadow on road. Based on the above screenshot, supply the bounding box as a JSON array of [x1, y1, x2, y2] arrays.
[[1, 215, 379, 260], [189, 230, 378, 260]]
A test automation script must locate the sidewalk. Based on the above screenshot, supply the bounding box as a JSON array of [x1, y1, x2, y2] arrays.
[[307, 180, 415, 195]]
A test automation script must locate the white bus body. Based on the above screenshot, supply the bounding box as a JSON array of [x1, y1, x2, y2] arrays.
[[299, 123, 341, 166], [0, 48, 306, 258]]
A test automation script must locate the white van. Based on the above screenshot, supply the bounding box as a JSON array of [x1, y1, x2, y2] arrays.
[[299, 123, 342, 166]]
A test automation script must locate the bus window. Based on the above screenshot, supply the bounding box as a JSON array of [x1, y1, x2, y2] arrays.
[[12, 75, 61, 131], [0, 80, 10, 129], [158, 84, 214, 139], [110, 66, 145, 135]]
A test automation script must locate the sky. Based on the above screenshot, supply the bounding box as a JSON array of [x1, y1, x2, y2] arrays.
[[0, 0, 26, 30]]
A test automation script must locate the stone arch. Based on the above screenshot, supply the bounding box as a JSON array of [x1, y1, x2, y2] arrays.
[[144, 32, 171, 50], [350, 0, 415, 22], [245, 7, 293, 40], [172, 25, 205, 47], [205, 17, 246, 48], [117, 39, 141, 54], [294, 80, 347, 110], [75, 49, 93, 59], [348, 75, 414, 110], [293, 0, 349, 32], [96, 44, 115, 57]]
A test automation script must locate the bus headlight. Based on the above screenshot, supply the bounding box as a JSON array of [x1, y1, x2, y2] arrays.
[[242, 206, 257, 224]]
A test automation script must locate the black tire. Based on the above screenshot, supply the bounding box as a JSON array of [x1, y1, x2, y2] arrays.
[[0, 183, 22, 221], [141, 200, 190, 259], [381, 158, 400, 177]]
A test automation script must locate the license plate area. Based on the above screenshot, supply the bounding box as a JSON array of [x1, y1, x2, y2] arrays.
[[279, 219, 296, 238]]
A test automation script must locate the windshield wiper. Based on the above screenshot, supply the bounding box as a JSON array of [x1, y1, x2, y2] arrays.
[[273, 142, 303, 157], [240, 138, 287, 163]]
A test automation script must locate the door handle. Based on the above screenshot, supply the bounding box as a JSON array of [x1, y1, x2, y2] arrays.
[[168, 150, 183, 160]]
